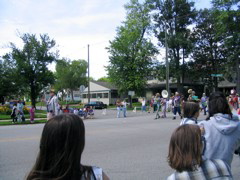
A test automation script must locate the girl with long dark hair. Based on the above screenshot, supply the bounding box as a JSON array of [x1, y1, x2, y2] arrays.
[[27, 114, 109, 180]]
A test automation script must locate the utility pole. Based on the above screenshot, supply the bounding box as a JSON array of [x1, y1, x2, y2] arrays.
[[87, 44, 90, 103], [165, 21, 170, 99]]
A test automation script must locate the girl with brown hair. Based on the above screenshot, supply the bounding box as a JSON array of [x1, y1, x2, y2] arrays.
[[167, 124, 232, 180]]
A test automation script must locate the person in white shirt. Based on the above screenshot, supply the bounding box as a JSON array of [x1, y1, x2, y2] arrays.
[[141, 98, 146, 112], [47, 89, 58, 120]]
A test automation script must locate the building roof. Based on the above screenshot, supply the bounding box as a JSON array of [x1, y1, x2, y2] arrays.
[[91, 81, 118, 90], [218, 79, 236, 88]]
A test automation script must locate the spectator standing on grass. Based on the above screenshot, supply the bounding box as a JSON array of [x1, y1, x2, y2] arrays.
[[17, 100, 25, 122], [11, 103, 17, 123], [30, 105, 35, 123], [167, 124, 233, 180], [27, 114, 109, 180], [199, 91, 240, 167], [46, 89, 58, 120]]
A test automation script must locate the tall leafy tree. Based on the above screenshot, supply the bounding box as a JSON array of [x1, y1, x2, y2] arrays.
[[189, 9, 227, 92], [107, 0, 158, 103], [55, 59, 87, 101], [151, 0, 196, 91], [3, 33, 57, 107], [0, 58, 24, 104], [212, 0, 240, 93]]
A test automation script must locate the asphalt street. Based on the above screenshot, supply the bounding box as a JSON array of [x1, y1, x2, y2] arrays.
[[0, 110, 240, 180]]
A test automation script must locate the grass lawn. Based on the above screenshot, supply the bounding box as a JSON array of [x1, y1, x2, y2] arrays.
[[25, 102, 46, 106], [0, 119, 47, 126], [0, 113, 46, 120], [35, 109, 47, 113]]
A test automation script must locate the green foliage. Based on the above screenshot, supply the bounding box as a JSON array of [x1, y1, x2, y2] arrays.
[[2, 33, 57, 107], [97, 76, 110, 82], [151, 0, 196, 90], [55, 59, 87, 101], [106, 0, 158, 95]]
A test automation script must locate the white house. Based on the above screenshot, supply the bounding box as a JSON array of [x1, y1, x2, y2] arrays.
[[81, 81, 119, 105]]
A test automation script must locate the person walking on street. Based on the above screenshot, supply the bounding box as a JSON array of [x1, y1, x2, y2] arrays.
[[200, 93, 208, 115], [160, 97, 167, 118], [116, 99, 123, 118], [122, 100, 127, 118], [141, 98, 146, 112], [154, 93, 161, 119], [172, 92, 182, 120]]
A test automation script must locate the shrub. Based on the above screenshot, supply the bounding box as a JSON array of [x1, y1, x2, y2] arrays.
[[23, 106, 30, 114], [0, 105, 11, 114]]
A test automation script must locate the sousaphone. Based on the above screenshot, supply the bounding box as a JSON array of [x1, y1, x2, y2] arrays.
[[161, 90, 168, 98]]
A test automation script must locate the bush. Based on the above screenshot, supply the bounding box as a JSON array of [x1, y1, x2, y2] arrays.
[[23, 106, 30, 114], [0, 105, 11, 115], [0, 105, 29, 115]]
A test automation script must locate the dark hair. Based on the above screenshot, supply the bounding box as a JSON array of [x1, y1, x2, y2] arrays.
[[168, 124, 202, 172], [183, 102, 200, 118], [27, 114, 92, 180], [207, 91, 232, 119]]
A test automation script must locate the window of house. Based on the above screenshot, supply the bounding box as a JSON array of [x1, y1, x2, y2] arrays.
[[97, 93, 102, 98], [91, 93, 96, 98], [82, 94, 87, 98], [103, 93, 108, 98], [74, 94, 80, 97]]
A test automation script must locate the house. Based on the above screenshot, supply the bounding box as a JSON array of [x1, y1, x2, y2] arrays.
[[81, 81, 119, 105]]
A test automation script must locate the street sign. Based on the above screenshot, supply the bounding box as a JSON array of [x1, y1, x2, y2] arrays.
[[211, 74, 223, 77], [79, 85, 85, 93], [128, 91, 135, 96]]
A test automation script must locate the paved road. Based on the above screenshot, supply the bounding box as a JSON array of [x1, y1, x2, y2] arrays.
[[0, 111, 240, 180]]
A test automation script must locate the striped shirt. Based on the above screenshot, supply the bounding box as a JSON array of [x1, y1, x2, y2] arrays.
[[167, 159, 233, 180]]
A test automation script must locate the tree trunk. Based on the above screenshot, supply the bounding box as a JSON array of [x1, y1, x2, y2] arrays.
[[182, 48, 185, 84], [0, 95, 4, 105], [30, 87, 36, 109], [71, 90, 74, 102]]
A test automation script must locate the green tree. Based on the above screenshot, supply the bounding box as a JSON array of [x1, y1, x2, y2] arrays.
[[97, 76, 110, 82], [3, 33, 57, 107], [55, 59, 87, 101], [188, 9, 227, 92], [106, 0, 158, 105], [212, 0, 240, 93], [151, 0, 196, 92], [0, 58, 23, 104]]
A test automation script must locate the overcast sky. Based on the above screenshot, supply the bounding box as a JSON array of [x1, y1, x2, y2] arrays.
[[0, 0, 211, 79]]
